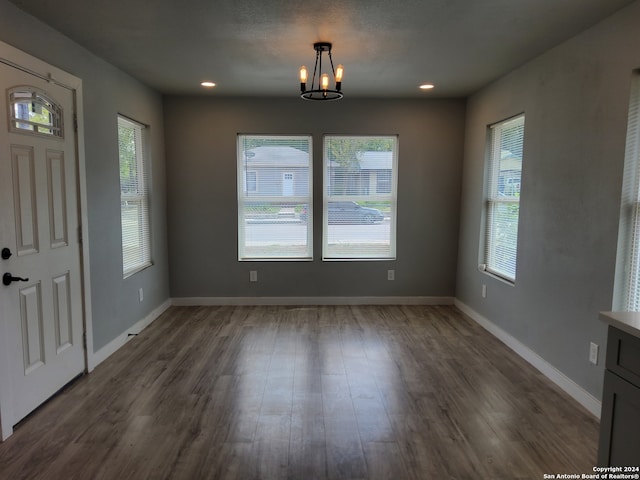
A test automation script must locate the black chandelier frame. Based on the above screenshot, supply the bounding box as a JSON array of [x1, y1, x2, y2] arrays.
[[300, 42, 343, 101]]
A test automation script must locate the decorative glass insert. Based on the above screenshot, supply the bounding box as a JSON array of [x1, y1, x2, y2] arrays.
[[8, 87, 64, 138]]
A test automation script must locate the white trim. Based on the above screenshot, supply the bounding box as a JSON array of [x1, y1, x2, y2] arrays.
[[172, 296, 454, 306], [75, 78, 94, 374], [92, 299, 171, 368], [0, 45, 82, 91], [454, 299, 602, 418], [0, 316, 13, 440], [0, 40, 91, 441]]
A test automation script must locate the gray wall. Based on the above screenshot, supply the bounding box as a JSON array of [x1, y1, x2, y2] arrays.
[[456, 1, 640, 398], [0, 0, 171, 351], [164, 97, 465, 298]]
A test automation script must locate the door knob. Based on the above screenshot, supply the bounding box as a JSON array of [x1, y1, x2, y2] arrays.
[[1, 248, 11, 260], [2, 273, 29, 286]]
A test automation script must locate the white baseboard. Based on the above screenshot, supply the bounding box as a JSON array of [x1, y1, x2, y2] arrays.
[[90, 299, 172, 369], [171, 296, 454, 306], [454, 299, 602, 418]]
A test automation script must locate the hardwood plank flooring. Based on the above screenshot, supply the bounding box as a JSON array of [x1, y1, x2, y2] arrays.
[[0, 305, 599, 479]]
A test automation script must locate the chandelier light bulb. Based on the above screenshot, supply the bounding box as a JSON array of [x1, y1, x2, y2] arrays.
[[320, 73, 330, 91]]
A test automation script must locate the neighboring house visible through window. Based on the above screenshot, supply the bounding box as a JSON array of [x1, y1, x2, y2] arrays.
[[616, 72, 640, 310], [237, 135, 312, 260], [482, 114, 525, 282], [118, 115, 151, 277], [323, 135, 398, 260], [246, 171, 257, 193]]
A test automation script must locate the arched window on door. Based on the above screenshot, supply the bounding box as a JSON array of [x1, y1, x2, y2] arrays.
[[8, 86, 63, 138]]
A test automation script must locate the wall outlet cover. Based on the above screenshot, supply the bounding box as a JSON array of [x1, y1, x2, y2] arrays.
[[589, 342, 599, 365]]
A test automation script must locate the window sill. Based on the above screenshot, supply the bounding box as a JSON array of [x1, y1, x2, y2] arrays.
[[478, 264, 515, 286], [123, 261, 153, 279]]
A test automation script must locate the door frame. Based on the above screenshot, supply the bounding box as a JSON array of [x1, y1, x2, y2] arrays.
[[0, 40, 94, 441]]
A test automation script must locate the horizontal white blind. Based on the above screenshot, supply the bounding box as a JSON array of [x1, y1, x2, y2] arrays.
[[237, 135, 313, 260], [623, 74, 640, 310], [485, 115, 524, 281], [323, 135, 398, 260], [118, 115, 151, 277]]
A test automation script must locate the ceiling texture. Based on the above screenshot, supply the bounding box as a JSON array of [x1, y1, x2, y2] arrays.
[[9, 0, 637, 98]]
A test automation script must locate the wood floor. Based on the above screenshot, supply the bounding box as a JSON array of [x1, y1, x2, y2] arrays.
[[0, 305, 599, 479]]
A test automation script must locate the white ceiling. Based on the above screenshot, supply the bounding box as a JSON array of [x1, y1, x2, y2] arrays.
[[9, 0, 636, 98]]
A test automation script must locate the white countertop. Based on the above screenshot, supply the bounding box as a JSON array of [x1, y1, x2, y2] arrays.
[[600, 311, 640, 338]]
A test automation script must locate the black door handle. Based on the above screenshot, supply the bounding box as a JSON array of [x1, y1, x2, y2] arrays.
[[2, 273, 29, 286], [1, 248, 11, 260]]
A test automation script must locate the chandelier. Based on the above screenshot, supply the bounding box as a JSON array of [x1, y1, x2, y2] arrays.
[[299, 42, 344, 101]]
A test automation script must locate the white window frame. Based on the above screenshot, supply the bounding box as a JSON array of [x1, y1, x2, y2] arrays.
[[237, 134, 313, 261], [118, 115, 152, 277], [482, 114, 525, 283], [617, 73, 640, 311], [322, 135, 398, 261]]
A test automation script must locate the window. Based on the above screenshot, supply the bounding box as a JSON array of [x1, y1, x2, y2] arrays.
[[8, 87, 63, 138], [482, 114, 525, 282], [237, 135, 312, 260], [118, 115, 151, 277], [323, 135, 398, 260], [618, 73, 640, 310]]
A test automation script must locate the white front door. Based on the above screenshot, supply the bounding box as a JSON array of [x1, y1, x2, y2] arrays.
[[283, 172, 294, 196], [0, 60, 85, 435]]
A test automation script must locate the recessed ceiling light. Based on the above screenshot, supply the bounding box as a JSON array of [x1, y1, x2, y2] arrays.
[[419, 84, 435, 90], [201, 81, 216, 87]]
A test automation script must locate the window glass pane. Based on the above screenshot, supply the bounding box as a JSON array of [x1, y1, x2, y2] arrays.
[[118, 115, 151, 276], [627, 204, 640, 310], [484, 114, 525, 282], [121, 199, 149, 270], [619, 73, 640, 311], [237, 135, 313, 260], [323, 136, 398, 260], [487, 202, 520, 279], [119, 122, 141, 195], [8, 88, 63, 138]]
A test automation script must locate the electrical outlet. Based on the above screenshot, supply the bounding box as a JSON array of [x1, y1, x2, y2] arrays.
[[482, 284, 487, 298], [589, 342, 599, 365], [250, 270, 258, 282], [138, 288, 144, 302], [387, 269, 395, 281]]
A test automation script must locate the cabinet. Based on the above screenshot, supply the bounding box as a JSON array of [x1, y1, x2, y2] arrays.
[[598, 325, 640, 466]]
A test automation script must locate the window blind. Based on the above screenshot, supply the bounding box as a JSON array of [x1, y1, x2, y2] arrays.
[[118, 115, 151, 277], [622, 74, 640, 310], [484, 114, 525, 282], [237, 135, 313, 260], [323, 135, 398, 260]]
